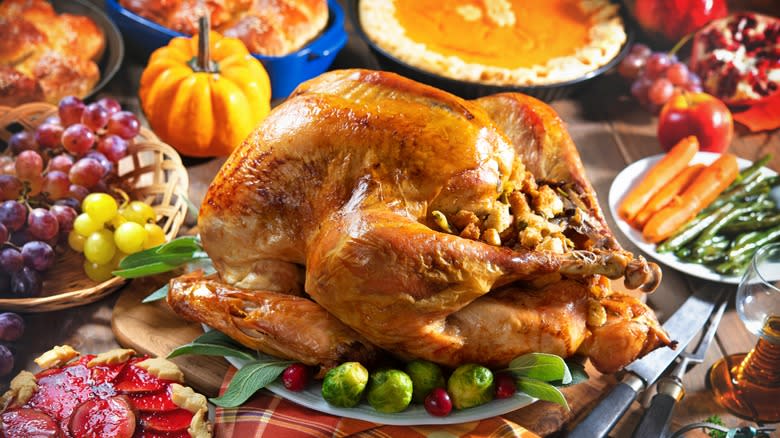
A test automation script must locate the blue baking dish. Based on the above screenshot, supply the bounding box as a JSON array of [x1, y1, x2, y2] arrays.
[[104, 0, 347, 98]]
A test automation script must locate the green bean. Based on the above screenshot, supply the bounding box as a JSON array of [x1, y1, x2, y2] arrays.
[[715, 225, 780, 275], [722, 213, 780, 234], [699, 235, 731, 264], [691, 203, 751, 259], [657, 202, 736, 253], [725, 154, 772, 191]]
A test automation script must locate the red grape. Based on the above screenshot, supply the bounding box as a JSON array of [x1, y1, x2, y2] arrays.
[[50, 204, 77, 233], [43, 115, 61, 126], [58, 96, 86, 127], [0, 223, 7, 243], [666, 63, 689, 86], [495, 373, 517, 399], [69, 158, 103, 188], [8, 131, 38, 155], [9, 229, 31, 246], [648, 78, 675, 105], [81, 103, 110, 131], [41, 171, 70, 200], [98, 135, 129, 163], [0, 175, 22, 201], [644, 53, 671, 79], [617, 54, 645, 80], [61, 123, 95, 155], [0, 313, 24, 341], [97, 97, 122, 115], [67, 185, 89, 202], [106, 111, 140, 139], [27, 208, 59, 241], [35, 123, 63, 149], [424, 388, 452, 417], [0, 248, 23, 273], [630, 78, 652, 104], [0, 345, 13, 376], [86, 151, 114, 176], [630, 43, 652, 59], [27, 175, 43, 197], [0, 201, 27, 231], [688, 72, 702, 86], [282, 364, 310, 391], [48, 154, 74, 173], [54, 197, 81, 213], [684, 82, 703, 93], [10, 266, 42, 297], [22, 241, 55, 271]]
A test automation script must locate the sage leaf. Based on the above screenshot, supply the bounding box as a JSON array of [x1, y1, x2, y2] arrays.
[[551, 361, 588, 387], [142, 284, 168, 303], [516, 377, 569, 410], [113, 236, 209, 279], [506, 353, 572, 384], [168, 330, 256, 361], [210, 360, 293, 407]]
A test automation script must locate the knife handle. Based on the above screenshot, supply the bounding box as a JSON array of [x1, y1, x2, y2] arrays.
[[631, 378, 685, 438], [568, 374, 643, 438]]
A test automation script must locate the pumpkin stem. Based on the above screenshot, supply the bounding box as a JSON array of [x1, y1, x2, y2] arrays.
[[197, 15, 210, 72]]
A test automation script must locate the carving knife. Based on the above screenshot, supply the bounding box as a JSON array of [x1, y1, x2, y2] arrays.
[[568, 285, 728, 438]]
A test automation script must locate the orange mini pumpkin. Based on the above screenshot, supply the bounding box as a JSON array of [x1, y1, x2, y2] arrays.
[[139, 30, 271, 157]]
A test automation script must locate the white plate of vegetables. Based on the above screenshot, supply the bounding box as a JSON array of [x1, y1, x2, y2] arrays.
[[609, 151, 779, 285], [181, 326, 561, 426]]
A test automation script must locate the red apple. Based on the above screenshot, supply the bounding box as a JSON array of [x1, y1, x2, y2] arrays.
[[634, 0, 728, 43], [658, 92, 734, 153]]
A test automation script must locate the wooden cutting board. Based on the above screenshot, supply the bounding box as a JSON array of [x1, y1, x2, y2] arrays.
[[112, 275, 622, 437]]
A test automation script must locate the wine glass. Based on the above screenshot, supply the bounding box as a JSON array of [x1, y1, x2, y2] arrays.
[[709, 242, 780, 422]]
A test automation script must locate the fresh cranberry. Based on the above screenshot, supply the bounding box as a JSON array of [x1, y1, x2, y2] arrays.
[[495, 373, 517, 399], [424, 387, 452, 417], [281, 363, 309, 391]]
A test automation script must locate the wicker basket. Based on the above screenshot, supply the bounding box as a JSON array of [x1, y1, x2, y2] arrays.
[[0, 103, 189, 312]]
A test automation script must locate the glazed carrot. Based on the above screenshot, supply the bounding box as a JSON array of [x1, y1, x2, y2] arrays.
[[618, 136, 699, 223], [632, 163, 705, 229], [642, 153, 740, 243]]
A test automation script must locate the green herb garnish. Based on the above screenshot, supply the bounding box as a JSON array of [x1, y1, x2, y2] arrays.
[[113, 236, 209, 279], [210, 359, 294, 407], [168, 330, 256, 361]]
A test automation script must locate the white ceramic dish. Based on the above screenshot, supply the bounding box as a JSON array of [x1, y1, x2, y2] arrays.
[[202, 326, 536, 425], [608, 152, 777, 284]]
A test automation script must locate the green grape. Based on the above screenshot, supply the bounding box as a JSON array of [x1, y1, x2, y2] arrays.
[[120, 201, 156, 224], [83, 259, 114, 282], [143, 223, 166, 249], [82, 193, 118, 223], [84, 229, 116, 264], [110, 214, 127, 229], [68, 230, 85, 253], [114, 222, 146, 254], [73, 213, 102, 237], [111, 251, 127, 268]]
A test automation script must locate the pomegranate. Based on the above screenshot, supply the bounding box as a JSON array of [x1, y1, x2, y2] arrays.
[[690, 13, 780, 106], [424, 387, 453, 417]]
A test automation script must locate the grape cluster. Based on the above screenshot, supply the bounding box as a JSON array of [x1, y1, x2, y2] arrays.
[[69, 193, 165, 282], [617, 44, 703, 113], [0, 312, 25, 377], [0, 96, 155, 294]]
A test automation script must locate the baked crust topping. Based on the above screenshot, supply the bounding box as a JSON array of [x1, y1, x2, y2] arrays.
[[34, 345, 78, 370], [359, 0, 626, 86], [87, 348, 136, 367], [136, 357, 185, 383]]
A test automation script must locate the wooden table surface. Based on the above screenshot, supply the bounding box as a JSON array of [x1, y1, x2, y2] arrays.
[[8, 2, 780, 437]]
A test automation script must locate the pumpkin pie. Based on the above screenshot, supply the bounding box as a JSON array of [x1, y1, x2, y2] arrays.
[[359, 0, 626, 86]]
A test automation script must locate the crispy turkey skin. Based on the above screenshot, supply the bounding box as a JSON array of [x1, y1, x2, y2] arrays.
[[169, 69, 670, 374]]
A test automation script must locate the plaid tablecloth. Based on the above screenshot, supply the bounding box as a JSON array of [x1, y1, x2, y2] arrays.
[[214, 367, 541, 438]]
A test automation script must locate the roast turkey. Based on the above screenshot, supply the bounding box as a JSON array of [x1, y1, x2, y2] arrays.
[[169, 69, 671, 375]]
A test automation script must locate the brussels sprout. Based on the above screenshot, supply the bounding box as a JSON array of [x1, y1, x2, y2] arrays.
[[366, 369, 413, 413], [447, 364, 495, 409], [405, 360, 445, 403], [321, 362, 369, 408]]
